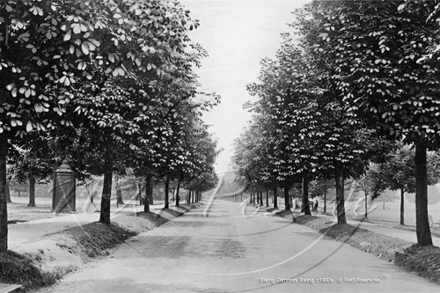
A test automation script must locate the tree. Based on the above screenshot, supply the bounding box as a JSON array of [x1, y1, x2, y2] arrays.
[[355, 163, 387, 219], [246, 28, 388, 222], [304, 0, 440, 246], [0, 0, 114, 251], [0, 0, 207, 251], [8, 135, 57, 207], [60, 0, 205, 224], [379, 144, 440, 225], [231, 115, 281, 209]]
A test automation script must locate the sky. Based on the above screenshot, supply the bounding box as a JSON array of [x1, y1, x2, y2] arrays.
[[180, 0, 312, 173]]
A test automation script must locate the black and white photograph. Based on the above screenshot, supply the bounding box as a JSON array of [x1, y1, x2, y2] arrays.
[[1, 0, 440, 292]]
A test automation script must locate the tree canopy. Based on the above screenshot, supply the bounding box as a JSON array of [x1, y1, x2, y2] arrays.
[[0, 0, 220, 252], [233, 0, 440, 246]]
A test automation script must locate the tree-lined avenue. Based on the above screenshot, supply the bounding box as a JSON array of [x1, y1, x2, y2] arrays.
[[41, 199, 438, 293]]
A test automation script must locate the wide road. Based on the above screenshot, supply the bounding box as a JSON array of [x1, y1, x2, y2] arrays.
[[43, 199, 439, 293]]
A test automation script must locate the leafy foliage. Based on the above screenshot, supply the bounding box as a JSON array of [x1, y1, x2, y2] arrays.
[[0, 0, 220, 250]]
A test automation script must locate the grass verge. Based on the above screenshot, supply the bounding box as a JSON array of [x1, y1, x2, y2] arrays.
[[0, 250, 58, 290], [2, 205, 197, 292], [277, 212, 440, 285]]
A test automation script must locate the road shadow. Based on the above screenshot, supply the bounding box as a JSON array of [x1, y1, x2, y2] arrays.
[[130, 235, 247, 259]]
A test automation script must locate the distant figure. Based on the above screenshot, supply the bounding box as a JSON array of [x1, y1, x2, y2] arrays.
[[312, 197, 319, 212], [83, 190, 99, 214], [293, 198, 300, 210]]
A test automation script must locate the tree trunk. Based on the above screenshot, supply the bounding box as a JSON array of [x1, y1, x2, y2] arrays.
[[265, 190, 269, 207], [284, 186, 290, 211], [6, 181, 11, 203], [414, 143, 433, 246], [273, 187, 278, 209], [175, 174, 183, 207], [334, 166, 347, 224], [164, 175, 170, 209], [400, 188, 405, 226], [186, 190, 191, 204], [144, 175, 152, 213], [302, 173, 311, 215], [149, 178, 154, 205], [364, 191, 368, 219], [99, 141, 113, 225], [28, 175, 36, 207], [289, 191, 293, 210], [0, 135, 8, 252], [138, 182, 142, 206], [323, 181, 327, 213]]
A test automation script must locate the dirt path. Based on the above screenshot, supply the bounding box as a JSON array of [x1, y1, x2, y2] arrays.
[[36, 200, 439, 293]]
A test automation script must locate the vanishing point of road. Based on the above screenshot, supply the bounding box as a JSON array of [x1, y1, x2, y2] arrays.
[[42, 199, 439, 293]]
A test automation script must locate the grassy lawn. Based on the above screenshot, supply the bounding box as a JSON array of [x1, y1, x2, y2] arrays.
[[277, 212, 440, 286]]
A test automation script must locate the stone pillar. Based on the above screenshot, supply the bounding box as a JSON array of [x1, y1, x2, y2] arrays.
[[52, 160, 76, 213]]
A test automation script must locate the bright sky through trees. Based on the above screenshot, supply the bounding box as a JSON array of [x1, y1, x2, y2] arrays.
[[180, 0, 312, 172]]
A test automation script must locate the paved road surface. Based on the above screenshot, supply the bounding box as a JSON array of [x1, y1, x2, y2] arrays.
[[39, 200, 439, 293]]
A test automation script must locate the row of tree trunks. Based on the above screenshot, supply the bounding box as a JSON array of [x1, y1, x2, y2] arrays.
[[190, 190, 199, 203], [185, 190, 201, 204], [239, 146, 431, 247], [249, 192, 263, 205]]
